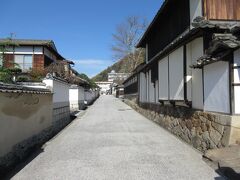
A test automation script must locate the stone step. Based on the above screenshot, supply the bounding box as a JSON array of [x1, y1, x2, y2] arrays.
[[204, 145, 240, 179]]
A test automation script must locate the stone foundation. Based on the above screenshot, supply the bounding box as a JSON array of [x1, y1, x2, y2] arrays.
[[124, 98, 240, 152]]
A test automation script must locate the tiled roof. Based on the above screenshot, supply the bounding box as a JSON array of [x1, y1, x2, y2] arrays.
[[0, 39, 56, 50], [0, 38, 64, 59], [0, 83, 51, 94]]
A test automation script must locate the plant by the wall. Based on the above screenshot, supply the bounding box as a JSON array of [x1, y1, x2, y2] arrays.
[[29, 69, 46, 82], [0, 67, 12, 83]]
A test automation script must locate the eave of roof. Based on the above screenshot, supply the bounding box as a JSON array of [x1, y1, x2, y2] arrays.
[[137, 27, 202, 73], [136, 0, 170, 48], [123, 62, 145, 84], [0, 83, 51, 94], [0, 38, 64, 60]]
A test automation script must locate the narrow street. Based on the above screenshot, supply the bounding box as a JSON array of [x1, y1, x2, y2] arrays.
[[11, 96, 222, 180]]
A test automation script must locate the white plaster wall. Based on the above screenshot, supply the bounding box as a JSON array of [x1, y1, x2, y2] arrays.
[[234, 49, 240, 84], [52, 80, 70, 103], [43, 79, 53, 91], [234, 86, 240, 114], [169, 46, 184, 100], [139, 73, 143, 102], [3, 46, 43, 55], [234, 49, 240, 66], [234, 49, 240, 114], [204, 61, 230, 113], [155, 80, 159, 103], [139, 72, 147, 102], [234, 69, 240, 83], [69, 89, 78, 102], [146, 71, 149, 102], [148, 70, 155, 103], [190, 37, 204, 110], [97, 83, 111, 93], [43, 79, 70, 104], [34, 46, 43, 54], [158, 56, 169, 100], [190, 0, 203, 26], [14, 46, 34, 54], [0, 92, 52, 157], [69, 88, 79, 111], [186, 43, 193, 101]]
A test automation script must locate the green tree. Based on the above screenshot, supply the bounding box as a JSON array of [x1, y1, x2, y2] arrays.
[[78, 73, 98, 89], [0, 37, 21, 83]]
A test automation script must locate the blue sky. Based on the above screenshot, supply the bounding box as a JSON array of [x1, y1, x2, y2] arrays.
[[1, 0, 163, 77]]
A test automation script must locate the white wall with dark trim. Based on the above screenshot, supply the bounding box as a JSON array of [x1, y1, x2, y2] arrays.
[[188, 37, 204, 109], [204, 61, 230, 113]]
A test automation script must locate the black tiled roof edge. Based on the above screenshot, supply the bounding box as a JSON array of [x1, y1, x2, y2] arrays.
[[0, 83, 51, 94]]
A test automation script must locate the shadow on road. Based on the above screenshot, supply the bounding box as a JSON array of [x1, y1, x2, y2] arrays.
[[216, 167, 240, 180], [1, 146, 44, 180], [1, 115, 79, 180]]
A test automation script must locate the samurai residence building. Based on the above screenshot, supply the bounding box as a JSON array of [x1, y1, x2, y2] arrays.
[[0, 39, 65, 71], [0, 39, 79, 81], [123, 0, 240, 152]]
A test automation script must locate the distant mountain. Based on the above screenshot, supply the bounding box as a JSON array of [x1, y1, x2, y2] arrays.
[[92, 57, 131, 82], [92, 51, 144, 82]]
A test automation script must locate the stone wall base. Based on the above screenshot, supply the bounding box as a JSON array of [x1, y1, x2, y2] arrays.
[[124, 98, 240, 152]]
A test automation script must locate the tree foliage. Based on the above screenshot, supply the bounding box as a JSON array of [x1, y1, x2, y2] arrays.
[[0, 38, 22, 83], [78, 73, 98, 89]]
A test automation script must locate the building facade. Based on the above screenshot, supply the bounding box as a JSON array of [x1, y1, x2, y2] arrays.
[[108, 70, 130, 82], [0, 39, 64, 72], [124, 0, 240, 151]]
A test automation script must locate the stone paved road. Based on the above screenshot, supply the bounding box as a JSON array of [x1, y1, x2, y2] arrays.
[[12, 96, 224, 180]]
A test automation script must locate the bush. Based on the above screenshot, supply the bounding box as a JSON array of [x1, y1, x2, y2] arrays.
[[29, 69, 46, 82], [16, 76, 30, 82], [0, 68, 12, 83]]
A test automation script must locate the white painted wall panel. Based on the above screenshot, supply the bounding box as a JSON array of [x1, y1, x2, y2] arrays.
[[155, 80, 159, 103], [139, 73, 143, 102], [169, 46, 184, 100], [191, 38, 204, 109], [34, 46, 43, 54], [69, 88, 79, 102], [53, 80, 70, 103], [234, 49, 240, 114], [140, 72, 147, 102], [146, 71, 149, 102], [149, 70, 155, 103], [204, 61, 230, 113], [234, 69, 240, 83], [69, 88, 79, 111], [15, 46, 33, 54], [234, 86, 240, 114], [186, 43, 192, 101], [234, 49, 240, 66], [43, 78, 70, 105], [158, 57, 169, 100]]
